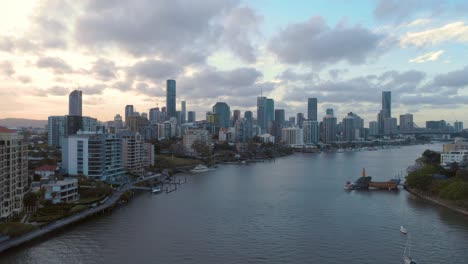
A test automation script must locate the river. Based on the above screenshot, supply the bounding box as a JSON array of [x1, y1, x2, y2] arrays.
[[2, 143, 468, 264]]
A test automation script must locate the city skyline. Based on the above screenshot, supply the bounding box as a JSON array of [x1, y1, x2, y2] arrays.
[[1, 1, 468, 125]]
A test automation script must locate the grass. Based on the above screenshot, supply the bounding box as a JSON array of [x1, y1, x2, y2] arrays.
[[29, 204, 75, 223], [0, 222, 37, 238], [156, 155, 200, 168]]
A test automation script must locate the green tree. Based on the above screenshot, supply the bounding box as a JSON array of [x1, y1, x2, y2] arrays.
[[191, 140, 211, 157], [421, 149, 441, 165], [456, 169, 468, 182], [406, 165, 436, 191], [23, 192, 38, 207]]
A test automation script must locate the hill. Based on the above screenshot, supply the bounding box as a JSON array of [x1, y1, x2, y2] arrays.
[[0, 118, 48, 128]]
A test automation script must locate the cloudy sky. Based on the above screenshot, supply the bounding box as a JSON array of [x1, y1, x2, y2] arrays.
[[1, 0, 468, 126]]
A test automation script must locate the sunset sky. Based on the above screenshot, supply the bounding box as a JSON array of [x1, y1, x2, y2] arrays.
[[1, 0, 468, 125]]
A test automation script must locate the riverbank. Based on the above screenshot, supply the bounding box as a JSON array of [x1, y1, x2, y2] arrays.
[[405, 186, 468, 216]]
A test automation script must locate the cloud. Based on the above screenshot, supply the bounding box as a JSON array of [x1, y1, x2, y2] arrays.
[[91, 58, 117, 81], [77, 84, 107, 95], [430, 65, 468, 89], [0, 61, 15, 76], [36, 56, 73, 74], [128, 59, 182, 83], [179, 67, 268, 99], [268, 16, 384, 66], [409, 50, 445, 63], [46, 86, 70, 96], [135, 82, 164, 97], [406, 18, 432, 28], [400, 22, 468, 47], [17, 75, 32, 83], [276, 69, 319, 83], [374, 0, 444, 22]]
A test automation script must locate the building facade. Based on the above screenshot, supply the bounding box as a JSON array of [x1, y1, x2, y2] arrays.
[[281, 127, 303, 146], [399, 114, 414, 132], [119, 131, 155, 175], [0, 127, 28, 220], [308, 98, 318, 121], [303, 120, 319, 145], [212, 102, 231, 129], [43, 179, 79, 204], [183, 129, 212, 156], [166, 80, 176, 118], [69, 90, 82, 116]]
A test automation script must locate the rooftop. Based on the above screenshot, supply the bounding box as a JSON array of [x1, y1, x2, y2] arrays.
[[35, 165, 58, 172]]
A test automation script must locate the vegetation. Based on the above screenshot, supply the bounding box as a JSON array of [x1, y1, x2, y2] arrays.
[[406, 149, 468, 210], [0, 223, 37, 238], [29, 204, 76, 223], [155, 155, 200, 170], [23, 192, 38, 207], [191, 139, 211, 157]]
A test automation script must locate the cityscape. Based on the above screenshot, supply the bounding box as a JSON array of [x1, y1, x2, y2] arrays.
[[1, 1, 468, 264]]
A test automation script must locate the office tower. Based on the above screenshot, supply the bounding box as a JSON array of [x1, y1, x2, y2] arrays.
[[0, 127, 28, 219], [114, 114, 124, 129], [127, 115, 150, 133], [181, 101, 186, 124], [206, 111, 217, 124], [244, 111, 253, 121], [212, 102, 231, 128], [125, 105, 134, 127], [308, 98, 318, 121], [149, 108, 161, 124], [257, 96, 267, 132], [454, 121, 464, 132], [281, 127, 304, 146], [347, 112, 364, 139], [297, 113, 305, 128], [265, 98, 275, 133], [141, 113, 148, 120], [399, 114, 414, 132], [188, 111, 196, 123], [377, 109, 388, 134], [232, 110, 241, 126], [235, 118, 253, 143], [343, 114, 356, 142], [48, 116, 67, 147], [303, 120, 319, 144], [69, 90, 82, 116], [62, 131, 125, 181], [119, 131, 155, 174], [382, 91, 391, 118], [183, 128, 212, 156], [384, 118, 398, 135], [66, 115, 83, 136], [369, 121, 379, 136], [82, 116, 98, 132], [326, 108, 334, 116], [289, 117, 296, 125], [426, 120, 447, 131], [322, 113, 337, 144], [275, 109, 285, 124], [166, 79, 176, 118]]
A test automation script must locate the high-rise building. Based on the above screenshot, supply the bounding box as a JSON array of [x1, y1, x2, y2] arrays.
[[235, 118, 253, 143], [62, 131, 125, 181], [382, 91, 391, 118], [399, 114, 414, 132], [125, 105, 134, 127], [307, 98, 318, 121], [67, 115, 83, 136], [347, 112, 364, 139], [378, 109, 388, 134], [244, 111, 253, 121], [454, 121, 464, 133], [303, 120, 319, 145], [48, 116, 67, 147], [297, 113, 305, 128], [265, 98, 274, 133], [166, 80, 176, 118], [426, 120, 447, 131], [281, 127, 304, 146], [274, 109, 285, 124], [149, 108, 161, 124], [119, 131, 155, 174], [127, 115, 150, 133], [181, 101, 186, 124], [369, 121, 379, 136], [183, 128, 212, 156], [343, 114, 356, 142], [0, 127, 28, 220], [69, 90, 82, 116], [114, 114, 124, 129], [326, 108, 334, 116], [188, 111, 196, 123], [232, 110, 241, 126], [289, 117, 296, 125], [322, 113, 337, 144], [257, 96, 267, 132], [212, 102, 231, 128], [384, 118, 398, 135]]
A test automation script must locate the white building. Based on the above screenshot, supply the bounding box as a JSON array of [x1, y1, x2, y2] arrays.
[[34, 165, 58, 179], [43, 178, 79, 204], [259, 133, 275, 143], [0, 127, 28, 220], [183, 128, 211, 155], [281, 127, 304, 146], [441, 151, 468, 164], [303, 120, 319, 145], [443, 138, 468, 152], [62, 131, 126, 181], [119, 131, 155, 175]]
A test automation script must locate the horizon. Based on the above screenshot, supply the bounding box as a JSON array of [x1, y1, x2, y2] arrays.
[[1, 0, 468, 125]]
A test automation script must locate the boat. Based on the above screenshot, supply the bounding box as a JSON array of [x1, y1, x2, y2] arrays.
[[403, 256, 416, 264], [400, 225, 408, 234], [151, 188, 162, 194], [344, 168, 372, 190], [368, 178, 400, 190], [190, 165, 210, 173], [336, 148, 345, 153]]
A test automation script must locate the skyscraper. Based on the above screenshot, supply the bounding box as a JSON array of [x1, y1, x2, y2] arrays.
[[399, 114, 414, 132], [181, 101, 186, 124], [166, 79, 176, 118], [125, 105, 134, 127], [454, 121, 464, 132], [274, 109, 285, 124], [69, 90, 82, 116], [257, 96, 266, 132], [343, 114, 356, 142], [212, 102, 231, 128], [307, 98, 318, 121], [244, 111, 253, 121], [297, 113, 304, 128], [303, 120, 319, 144], [114, 114, 123, 129], [149, 108, 161, 124], [188, 111, 196, 123], [265, 98, 275, 133], [232, 110, 241, 126], [326, 108, 334, 116], [322, 111, 337, 144], [382, 91, 391, 118], [369, 121, 379, 136]]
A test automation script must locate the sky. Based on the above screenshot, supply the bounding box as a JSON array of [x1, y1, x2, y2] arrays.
[[0, 0, 468, 126]]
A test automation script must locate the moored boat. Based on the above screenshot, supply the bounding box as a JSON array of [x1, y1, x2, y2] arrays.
[[400, 225, 408, 234], [190, 165, 210, 173]]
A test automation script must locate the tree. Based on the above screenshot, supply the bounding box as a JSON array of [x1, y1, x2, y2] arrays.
[[169, 143, 186, 156], [421, 149, 441, 165], [456, 169, 468, 182], [33, 174, 42, 182], [191, 140, 211, 157], [23, 192, 38, 207]]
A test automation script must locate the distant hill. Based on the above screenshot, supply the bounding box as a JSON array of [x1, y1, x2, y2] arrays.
[[0, 118, 48, 128]]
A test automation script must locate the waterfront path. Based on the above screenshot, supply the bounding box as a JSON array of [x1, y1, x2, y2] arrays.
[[0, 188, 126, 253]]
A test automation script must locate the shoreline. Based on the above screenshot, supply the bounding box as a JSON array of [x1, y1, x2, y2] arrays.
[[404, 186, 468, 217]]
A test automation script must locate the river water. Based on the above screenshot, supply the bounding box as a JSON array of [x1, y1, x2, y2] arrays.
[[2, 144, 468, 264]]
